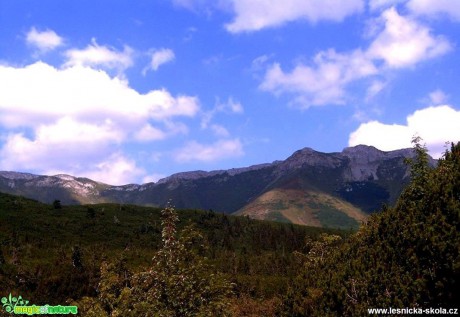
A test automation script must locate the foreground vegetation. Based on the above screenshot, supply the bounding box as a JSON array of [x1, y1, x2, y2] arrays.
[[0, 189, 343, 315], [281, 139, 459, 315], [1, 139, 458, 316]]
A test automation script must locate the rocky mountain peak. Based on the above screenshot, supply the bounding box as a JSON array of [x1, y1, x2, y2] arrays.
[[342, 145, 382, 159], [54, 174, 77, 181], [278, 147, 342, 173], [342, 145, 415, 161], [340, 145, 414, 181]]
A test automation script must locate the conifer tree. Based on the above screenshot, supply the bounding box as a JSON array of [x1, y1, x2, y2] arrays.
[[281, 139, 460, 316], [78, 202, 233, 316]]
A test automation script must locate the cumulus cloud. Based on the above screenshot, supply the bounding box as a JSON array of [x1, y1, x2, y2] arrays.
[[260, 49, 377, 107], [0, 62, 199, 127], [134, 121, 188, 141], [81, 154, 145, 185], [367, 7, 451, 68], [0, 61, 200, 184], [174, 139, 244, 162], [134, 124, 167, 141], [259, 7, 451, 107], [64, 38, 134, 72], [145, 48, 175, 73], [26, 27, 64, 52], [0, 124, 121, 179], [349, 105, 460, 158], [225, 0, 364, 33], [407, 0, 460, 21]]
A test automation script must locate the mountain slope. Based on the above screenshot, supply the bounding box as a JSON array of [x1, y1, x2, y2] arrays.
[[0, 172, 111, 204], [0, 145, 433, 228], [236, 187, 367, 229]]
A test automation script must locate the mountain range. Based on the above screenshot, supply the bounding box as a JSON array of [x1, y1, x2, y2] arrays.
[[0, 145, 433, 229]]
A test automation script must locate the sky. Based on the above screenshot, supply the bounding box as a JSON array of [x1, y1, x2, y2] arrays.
[[0, 0, 459, 185]]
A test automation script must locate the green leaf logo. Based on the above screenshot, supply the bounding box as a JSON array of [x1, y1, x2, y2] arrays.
[[1, 294, 29, 313]]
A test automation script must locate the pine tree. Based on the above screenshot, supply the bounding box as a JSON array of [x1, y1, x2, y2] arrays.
[[281, 139, 460, 316]]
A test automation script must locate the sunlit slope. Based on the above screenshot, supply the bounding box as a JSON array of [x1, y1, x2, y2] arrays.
[[236, 187, 367, 229]]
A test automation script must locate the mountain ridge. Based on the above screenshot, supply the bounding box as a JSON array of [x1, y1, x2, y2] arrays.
[[0, 145, 433, 228]]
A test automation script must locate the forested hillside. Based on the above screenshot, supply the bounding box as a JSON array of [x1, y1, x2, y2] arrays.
[[281, 139, 459, 316], [0, 191, 344, 315], [0, 140, 458, 316]]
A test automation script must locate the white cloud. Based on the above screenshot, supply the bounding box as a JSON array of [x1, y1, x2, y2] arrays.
[[0, 117, 138, 185], [367, 7, 451, 68], [201, 97, 243, 135], [142, 173, 166, 184], [0, 127, 119, 177], [225, 0, 364, 33], [134, 124, 167, 141], [349, 105, 460, 158], [368, 0, 406, 11], [171, 0, 223, 12], [428, 89, 448, 105], [145, 48, 175, 73], [0, 61, 200, 184], [349, 121, 413, 150], [365, 80, 386, 101], [260, 49, 377, 107], [215, 97, 244, 114], [26, 27, 64, 52], [134, 121, 188, 141], [407, 0, 460, 21], [174, 139, 244, 162], [251, 54, 272, 72], [64, 38, 134, 71], [82, 154, 145, 185], [0, 62, 199, 127], [35, 117, 123, 144], [210, 124, 230, 137], [0, 117, 122, 166], [258, 7, 451, 107]]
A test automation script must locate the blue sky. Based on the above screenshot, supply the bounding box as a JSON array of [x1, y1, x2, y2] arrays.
[[0, 0, 459, 185]]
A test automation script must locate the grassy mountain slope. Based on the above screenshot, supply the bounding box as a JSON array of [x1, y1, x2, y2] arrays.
[[236, 188, 366, 229]]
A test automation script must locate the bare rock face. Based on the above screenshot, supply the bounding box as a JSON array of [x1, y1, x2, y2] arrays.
[[273, 145, 415, 182], [341, 145, 404, 181], [274, 148, 343, 179]]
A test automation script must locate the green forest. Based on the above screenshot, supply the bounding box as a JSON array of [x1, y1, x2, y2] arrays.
[[0, 140, 459, 316]]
